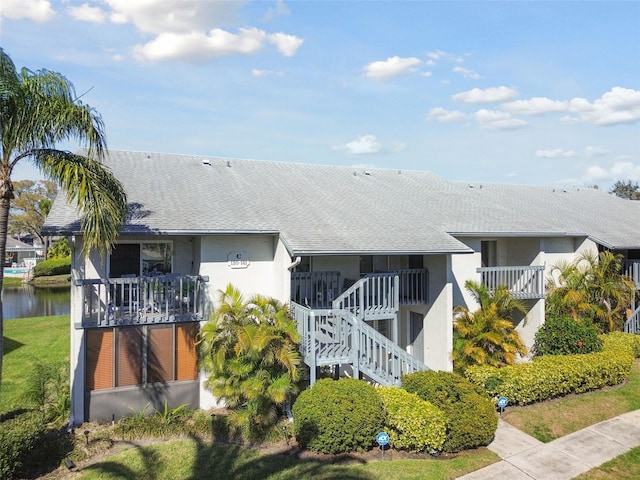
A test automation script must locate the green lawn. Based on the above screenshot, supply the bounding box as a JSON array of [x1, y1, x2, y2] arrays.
[[1, 314, 69, 413], [77, 440, 498, 480]]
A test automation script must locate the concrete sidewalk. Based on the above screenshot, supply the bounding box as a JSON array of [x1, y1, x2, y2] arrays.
[[458, 409, 640, 480]]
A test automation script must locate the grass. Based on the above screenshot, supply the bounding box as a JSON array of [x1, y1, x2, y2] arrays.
[[1, 314, 69, 413], [3, 276, 24, 288], [77, 440, 498, 480], [502, 359, 640, 442], [575, 446, 640, 479]]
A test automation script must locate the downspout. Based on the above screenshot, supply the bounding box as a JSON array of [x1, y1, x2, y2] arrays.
[[288, 256, 301, 271]]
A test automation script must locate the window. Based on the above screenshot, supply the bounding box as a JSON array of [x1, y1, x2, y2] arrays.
[[85, 323, 198, 391], [109, 242, 173, 277]]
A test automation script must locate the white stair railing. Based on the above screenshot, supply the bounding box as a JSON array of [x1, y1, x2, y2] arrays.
[[332, 273, 399, 321], [625, 305, 640, 334], [291, 302, 428, 386]]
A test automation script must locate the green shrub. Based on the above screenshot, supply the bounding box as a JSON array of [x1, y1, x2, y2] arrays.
[[292, 378, 384, 454], [401, 370, 497, 453], [465, 348, 634, 405], [32, 257, 71, 277], [377, 386, 446, 452], [0, 411, 72, 479], [533, 315, 603, 356]]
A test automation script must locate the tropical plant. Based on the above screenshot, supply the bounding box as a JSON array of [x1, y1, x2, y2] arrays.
[[452, 280, 528, 371], [199, 284, 302, 439], [8, 179, 57, 247], [0, 48, 128, 404], [546, 251, 634, 332], [46, 237, 71, 259]]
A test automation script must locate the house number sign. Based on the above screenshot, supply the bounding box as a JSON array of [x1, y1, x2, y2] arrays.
[[228, 251, 250, 269]]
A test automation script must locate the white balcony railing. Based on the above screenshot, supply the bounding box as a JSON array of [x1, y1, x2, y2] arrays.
[[477, 265, 545, 299], [73, 274, 208, 328]]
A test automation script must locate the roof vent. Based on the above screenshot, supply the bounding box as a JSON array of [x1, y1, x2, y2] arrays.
[[227, 160, 231, 167], [202, 159, 211, 166], [364, 170, 371, 176]]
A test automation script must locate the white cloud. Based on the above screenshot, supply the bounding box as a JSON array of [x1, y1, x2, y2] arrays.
[[252, 69, 283, 77], [452, 66, 480, 79], [535, 149, 578, 159], [504, 88, 640, 125], [102, 0, 244, 34], [426, 50, 462, 62], [585, 145, 607, 157], [85, 1, 302, 62], [1, 0, 54, 23], [264, 0, 290, 21], [133, 27, 301, 62], [68, 3, 108, 23], [503, 97, 589, 115], [364, 56, 422, 79], [575, 87, 640, 126], [427, 107, 467, 123], [473, 109, 528, 130], [267, 32, 304, 57], [453, 86, 517, 104], [582, 159, 640, 184], [421, 71, 433, 77], [339, 135, 384, 155]]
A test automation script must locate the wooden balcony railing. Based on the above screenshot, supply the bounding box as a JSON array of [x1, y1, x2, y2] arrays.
[[477, 265, 545, 299], [73, 274, 209, 328]]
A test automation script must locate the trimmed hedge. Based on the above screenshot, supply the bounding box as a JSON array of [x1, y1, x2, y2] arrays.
[[401, 370, 497, 453], [465, 333, 639, 405], [533, 315, 603, 356], [377, 386, 446, 452], [292, 378, 384, 454], [0, 411, 72, 479], [32, 257, 71, 277]]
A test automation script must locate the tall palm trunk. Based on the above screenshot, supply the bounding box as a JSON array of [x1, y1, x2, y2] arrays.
[[0, 195, 11, 403]]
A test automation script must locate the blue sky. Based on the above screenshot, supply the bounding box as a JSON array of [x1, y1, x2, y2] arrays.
[[1, 0, 639, 189]]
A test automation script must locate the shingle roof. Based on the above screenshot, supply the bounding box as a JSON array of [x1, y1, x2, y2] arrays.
[[44, 150, 640, 254]]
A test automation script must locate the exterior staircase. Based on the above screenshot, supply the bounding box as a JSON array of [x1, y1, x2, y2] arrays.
[[291, 273, 429, 386]]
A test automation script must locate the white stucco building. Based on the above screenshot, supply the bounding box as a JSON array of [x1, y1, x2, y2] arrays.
[[44, 150, 640, 423]]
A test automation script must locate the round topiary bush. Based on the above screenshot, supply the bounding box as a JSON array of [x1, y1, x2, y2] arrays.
[[533, 315, 603, 356], [401, 370, 497, 452], [377, 386, 446, 452], [292, 378, 384, 454]]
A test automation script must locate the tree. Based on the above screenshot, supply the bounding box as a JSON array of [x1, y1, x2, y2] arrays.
[[609, 180, 640, 200], [546, 250, 634, 332], [0, 48, 128, 404], [8, 179, 57, 247], [452, 280, 528, 372], [199, 284, 302, 438]]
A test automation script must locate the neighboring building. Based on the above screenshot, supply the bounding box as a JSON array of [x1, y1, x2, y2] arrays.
[[43, 150, 640, 424], [5, 236, 42, 267]]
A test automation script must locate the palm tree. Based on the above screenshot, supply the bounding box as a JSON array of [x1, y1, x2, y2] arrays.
[[452, 280, 528, 371], [546, 251, 634, 332], [199, 284, 302, 437], [0, 49, 128, 402]]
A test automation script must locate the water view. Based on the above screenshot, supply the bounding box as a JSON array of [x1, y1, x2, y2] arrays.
[[2, 285, 70, 319]]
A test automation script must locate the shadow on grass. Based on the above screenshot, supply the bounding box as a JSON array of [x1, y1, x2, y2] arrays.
[[82, 435, 372, 480], [3, 336, 25, 355]]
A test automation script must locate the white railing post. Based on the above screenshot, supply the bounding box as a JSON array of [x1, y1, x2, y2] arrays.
[[309, 311, 317, 385]]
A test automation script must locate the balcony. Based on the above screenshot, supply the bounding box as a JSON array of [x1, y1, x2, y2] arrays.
[[291, 269, 428, 310], [477, 265, 545, 300], [73, 274, 209, 328], [624, 260, 640, 290]]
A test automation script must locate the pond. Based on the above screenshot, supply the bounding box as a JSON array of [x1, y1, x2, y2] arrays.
[[2, 285, 71, 319]]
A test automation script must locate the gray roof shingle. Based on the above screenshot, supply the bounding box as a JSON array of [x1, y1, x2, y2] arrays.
[[44, 150, 640, 254]]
